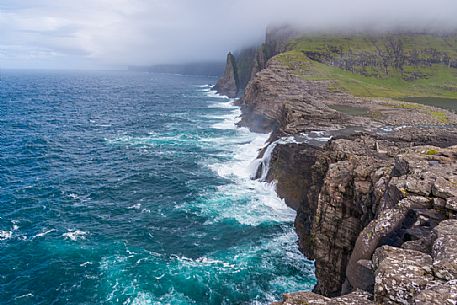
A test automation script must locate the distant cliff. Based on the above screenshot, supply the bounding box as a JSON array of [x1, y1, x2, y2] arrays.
[[213, 52, 239, 98], [214, 25, 301, 97]]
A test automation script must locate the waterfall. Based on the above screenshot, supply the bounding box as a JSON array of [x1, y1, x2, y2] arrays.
[[250, 141, 279, 181], [249, 132, 332, 182]]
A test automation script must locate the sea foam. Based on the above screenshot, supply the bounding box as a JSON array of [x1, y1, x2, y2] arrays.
[[0, 230, 12, 241], [63, 230, 88, 241], [200, 89, 296, 226], [35, 229, 56, 238]]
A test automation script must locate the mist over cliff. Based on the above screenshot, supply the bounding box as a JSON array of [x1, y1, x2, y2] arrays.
[[1, 0, 457, 69]]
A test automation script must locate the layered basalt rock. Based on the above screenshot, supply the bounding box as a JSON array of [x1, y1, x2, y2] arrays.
[[237, 57, 457, 304], [270, 134, 457, 305]]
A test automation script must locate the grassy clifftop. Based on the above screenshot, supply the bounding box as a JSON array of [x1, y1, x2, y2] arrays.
[[276, 33, 457, 99]]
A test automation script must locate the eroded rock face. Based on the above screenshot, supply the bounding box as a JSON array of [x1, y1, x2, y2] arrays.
[[267, 135, 457, 305], [213, 52, 239, 98], [268, 143, 323, 211]]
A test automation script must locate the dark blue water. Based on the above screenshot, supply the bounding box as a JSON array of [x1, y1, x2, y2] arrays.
[[0, 70, 315, 305]]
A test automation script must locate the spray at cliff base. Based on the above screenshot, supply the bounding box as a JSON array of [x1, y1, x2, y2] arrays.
[[0, 72, 315, 304]]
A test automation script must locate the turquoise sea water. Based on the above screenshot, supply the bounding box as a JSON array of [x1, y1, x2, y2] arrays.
[[0, 71, 315, 305]]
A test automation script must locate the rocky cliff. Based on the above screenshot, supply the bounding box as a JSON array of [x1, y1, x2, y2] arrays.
[[270, 133, 457, 302], [214, 25, 302, 97], [213, 52, 239, 98], [236, 48, 457, 304]]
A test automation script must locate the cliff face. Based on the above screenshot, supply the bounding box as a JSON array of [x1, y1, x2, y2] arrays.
[[237, 56, 457, 134], [271, 138, 457, 305], [265, 25, 301, 55], [289, 33, 457, 80], [269, 131, 457, 296], [250, 26, 301, 80], [213, 52, 239, 98], [234, 47, 257, 91], [237, 54, 457, 304], [214, 25, 301, 97]]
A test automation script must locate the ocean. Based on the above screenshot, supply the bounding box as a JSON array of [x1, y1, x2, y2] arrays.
[[0, 70, 315, 305]]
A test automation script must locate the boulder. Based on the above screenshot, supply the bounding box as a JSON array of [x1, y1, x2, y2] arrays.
[[372, 246, 434, 304], [432, 177, 457, 199], [446, 197, 457, 212], [272, 290, 375, 305], [413, 280, 457, 305], [346, 208, 409, 292], [432, 220, 457, 281]]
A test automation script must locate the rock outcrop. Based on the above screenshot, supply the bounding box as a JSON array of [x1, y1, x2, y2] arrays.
[[236, 56, 457, 304], [234, 47, 258, 91], [213, 52, 239, 98], [214, 25, 302, 97]]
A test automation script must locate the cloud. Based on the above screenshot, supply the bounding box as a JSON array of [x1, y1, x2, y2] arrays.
[[0, 0, 456, 69]]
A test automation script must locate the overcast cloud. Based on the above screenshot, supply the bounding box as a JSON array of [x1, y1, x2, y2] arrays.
[[0, 0, 456, 69]]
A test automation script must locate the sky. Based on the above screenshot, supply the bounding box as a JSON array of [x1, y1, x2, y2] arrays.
[[0, 0, 456, 69]]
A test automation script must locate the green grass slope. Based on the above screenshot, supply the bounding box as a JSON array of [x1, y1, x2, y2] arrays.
[[277, 33, 457, 99]]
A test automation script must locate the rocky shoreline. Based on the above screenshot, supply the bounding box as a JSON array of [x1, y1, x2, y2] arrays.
[[217, 51, 457, 304]]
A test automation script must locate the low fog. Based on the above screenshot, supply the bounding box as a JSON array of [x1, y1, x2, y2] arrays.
[[1, 0, 456, 69]]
